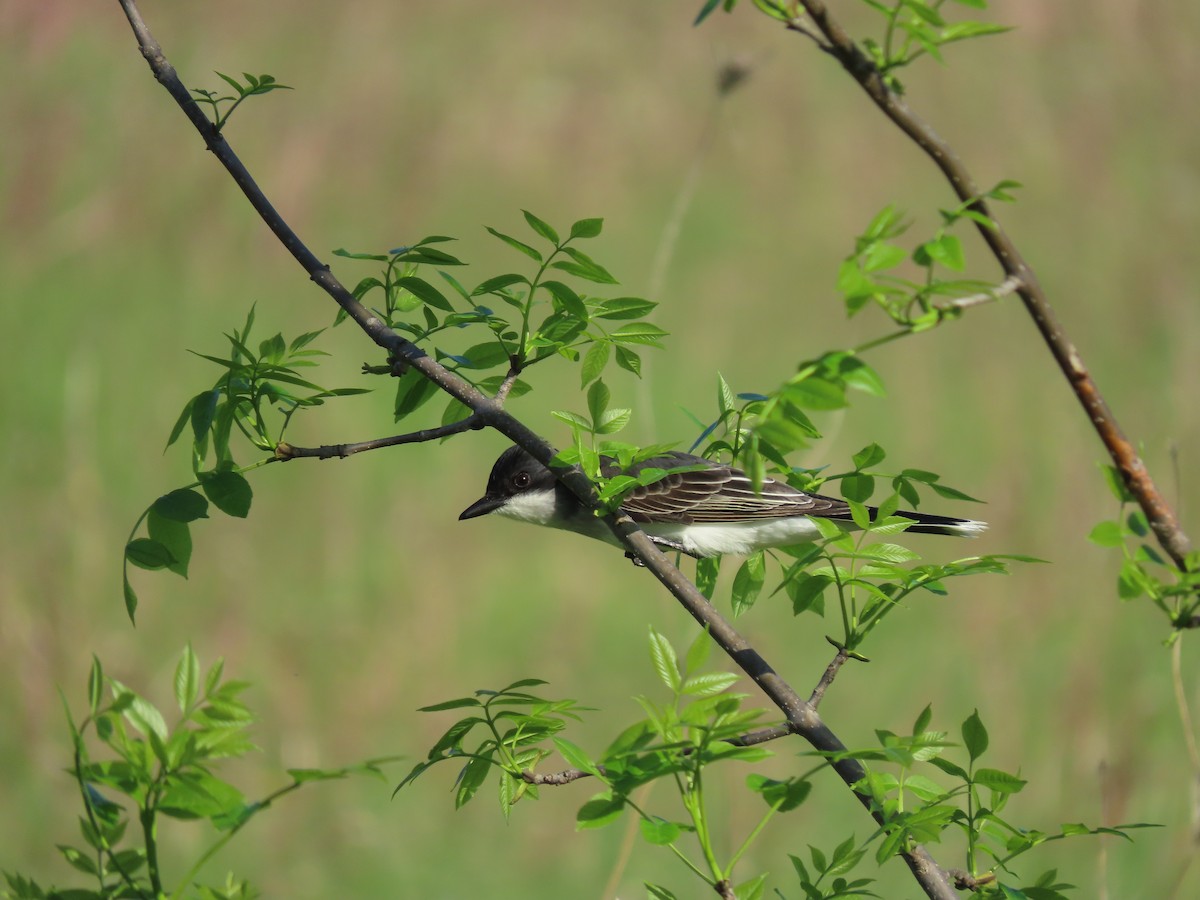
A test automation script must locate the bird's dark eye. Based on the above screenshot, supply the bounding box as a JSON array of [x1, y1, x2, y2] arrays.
[[512, 471, 531, 490]]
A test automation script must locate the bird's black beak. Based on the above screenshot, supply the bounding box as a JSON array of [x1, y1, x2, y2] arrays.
[[459, 495, 505, 520]]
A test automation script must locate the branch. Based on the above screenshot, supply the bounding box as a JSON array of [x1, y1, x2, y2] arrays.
[[275, 416, 482, 461], [522, 723, 797, 787], [522, 767, 598, 786], [809, 645, 852, 710], [115, 4, 960, 896], [934, 274, 1022, 314], [790, 0, 1193, 573]]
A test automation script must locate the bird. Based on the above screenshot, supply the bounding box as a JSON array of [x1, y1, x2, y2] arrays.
[[459, 445, 986, 559]]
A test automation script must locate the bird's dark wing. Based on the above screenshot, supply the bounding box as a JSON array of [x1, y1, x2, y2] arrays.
[[609, 452, 851, 525]]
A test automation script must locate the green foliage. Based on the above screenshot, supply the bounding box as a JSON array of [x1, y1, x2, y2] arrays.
[[836, 707, 1154, 899], [837, 193, 1019, 332], [333, 213, 663, 429], [1, 648, 396, 900], [1088, 465, 1200, 631], [409, 630, 787, 896], [698, 1, 1012, 93], [396, 678, 589, 819], [122, 309, 364, 622], [191, 72, 292, 133]]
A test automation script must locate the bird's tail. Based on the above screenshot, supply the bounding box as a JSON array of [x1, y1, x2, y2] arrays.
[[896, 509, 987, 537]]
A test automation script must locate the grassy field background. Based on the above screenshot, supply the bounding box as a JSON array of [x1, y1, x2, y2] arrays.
[[3, 1, 1199, 897]]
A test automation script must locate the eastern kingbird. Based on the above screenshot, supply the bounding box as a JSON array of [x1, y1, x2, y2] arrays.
[[459, 445, 986, 558]]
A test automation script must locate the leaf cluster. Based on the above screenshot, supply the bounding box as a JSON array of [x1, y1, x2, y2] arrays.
[[396, 679, 589, 819], [1088, 465, 1200, 631], [1, 647, 395, 900], [837, 192, 1018, 330], [334, 213, 663, 429], [123, 309, 363, 621], [191, 72, 292, 133], [839, 707, 1153, 899]]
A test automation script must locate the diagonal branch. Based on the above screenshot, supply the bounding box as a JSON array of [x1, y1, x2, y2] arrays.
[[789, 2, 1192, 576], [114, 3, 961, 896]]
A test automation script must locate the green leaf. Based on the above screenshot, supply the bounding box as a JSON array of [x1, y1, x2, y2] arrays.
[[190, 389, 220, 443], [731, 551, 766, 616], [395, 276, 455, 311], [115, 686, 168, 741], [587, 380, 610, 426], [88, 657, 104, 716], [472, 273, 529, 297], [551, 409, 591, 431], [680, 672, 739, 697], [596, 297, 657, 320], [1098, 464, 1134, 503], [639, 817, 682, 845], [569, 217, 604, 239], [125, 538, 175, 571], [695, 557, 721, 600], [455, 756, 492, 809], [853, 442, 887, 470], [614, 345, 642, 377], [973, 767, 1027, 794], [962, 709, 989, 762], [552, 247, 617, 284], [863, 242, 908, 272], [201, 471, 253, 518], [175, 645, 201, 713], [610, 323, 668, 347], [717, 372, 736, 415], [930, 235, 966, 271], [522, 210, 559, 244], [124, 574, 138, 622], [785, 376, 846, 410], [648, 627, 681, 693], [394, 368, 441, 420], [537, 281, 586, 320], [166, 396, 197, 450], [552, 737, 599, 775], [1087, 520, 1125, 547], [153, 488, 210, 523], [418, 697, 482, 712], [841, 473, 875, 503], [596, 408, 631, 435], [580, 342, 611, 388], [455, 342, 511, 370], [485, 226, 543, 262], [576, 792, 625, 829], [684, 625, 713, 671], [147, 509, 192, 577], [786, 573, 830, 616], [912, 704, 933, 736]]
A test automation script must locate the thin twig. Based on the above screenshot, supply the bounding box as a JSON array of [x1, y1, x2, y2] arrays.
[[275, 416, 482, 461], [522, 767, 599, 786], [934, 274, 1023, 313], [494, 362, 522, 404], [790, 0, 1193, 574], [809, 647, 851, 710], [115, 4, 960, 897]]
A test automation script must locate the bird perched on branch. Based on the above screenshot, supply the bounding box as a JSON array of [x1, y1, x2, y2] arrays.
[[460, 445, 985, 559]]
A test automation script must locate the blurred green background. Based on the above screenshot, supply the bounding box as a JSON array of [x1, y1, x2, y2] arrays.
[[3, 1, 1199, 897]]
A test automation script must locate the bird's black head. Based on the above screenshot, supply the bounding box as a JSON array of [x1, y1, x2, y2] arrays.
[[458, 445, 556, 520]]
